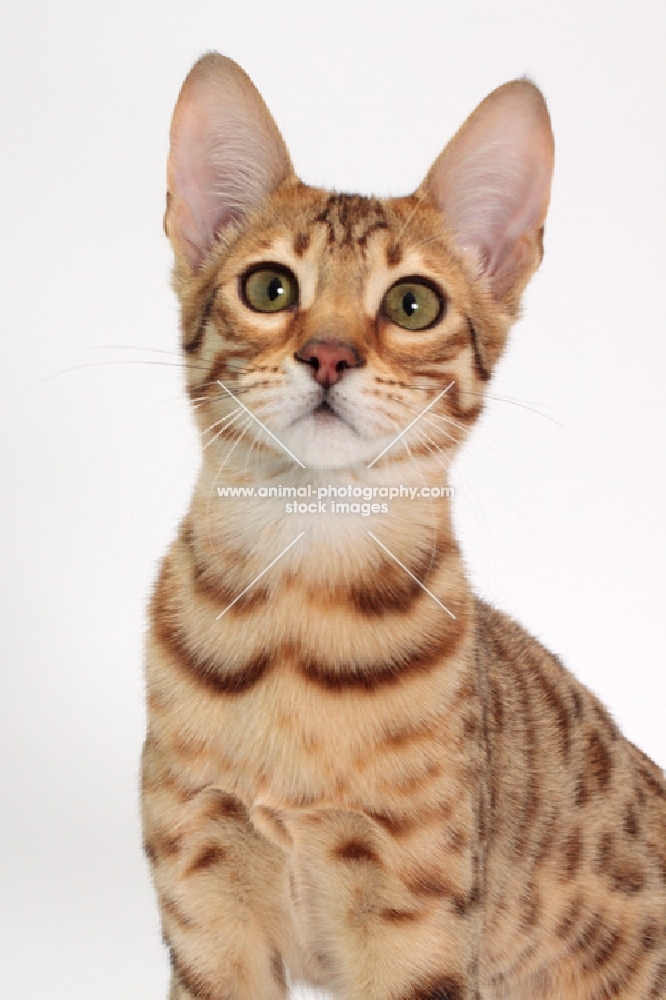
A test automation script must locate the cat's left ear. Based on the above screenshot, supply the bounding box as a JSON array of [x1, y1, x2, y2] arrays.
[[165, 53, 294, 271], [420, 79, 554, 306]]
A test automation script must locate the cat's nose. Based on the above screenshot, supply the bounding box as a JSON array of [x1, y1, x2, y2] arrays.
[[295, 339, 362, 388]]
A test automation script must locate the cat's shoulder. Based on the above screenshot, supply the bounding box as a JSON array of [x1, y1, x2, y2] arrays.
[[474, 595, 666, 788]]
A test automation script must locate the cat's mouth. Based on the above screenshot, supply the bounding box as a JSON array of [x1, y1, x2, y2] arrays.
[[279, 390, 375, 469], [313, 399, 338, 419], [308, 397, 352, 429]]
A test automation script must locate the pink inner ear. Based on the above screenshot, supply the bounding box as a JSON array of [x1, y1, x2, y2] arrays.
[[423, 81, 554, 300], [165, 55, 294, 270]]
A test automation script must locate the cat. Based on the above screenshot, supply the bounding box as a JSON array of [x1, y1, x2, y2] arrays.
[[142, 52, 666, 999]]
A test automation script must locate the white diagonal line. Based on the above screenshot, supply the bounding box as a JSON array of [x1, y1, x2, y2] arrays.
[[366, 381, 455, 469], [216, 532, 306, 620], [367, 531, 456, 619], [217, 380, 306, 468]]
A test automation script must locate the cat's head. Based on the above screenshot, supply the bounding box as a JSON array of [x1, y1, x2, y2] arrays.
[[165, 54, 553, 473]]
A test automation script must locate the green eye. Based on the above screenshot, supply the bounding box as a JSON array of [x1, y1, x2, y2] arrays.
[[242, 267, 298, 313], [382, 280, 444, 330]]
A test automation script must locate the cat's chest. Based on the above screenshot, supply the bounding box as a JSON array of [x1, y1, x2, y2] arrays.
[[166, 655, 476, 818]]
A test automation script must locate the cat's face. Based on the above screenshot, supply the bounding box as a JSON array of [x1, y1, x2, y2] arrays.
[[185, 187, 488, 471], [166, 56, 554, 475]]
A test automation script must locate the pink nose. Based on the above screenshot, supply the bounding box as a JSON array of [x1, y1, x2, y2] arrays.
[[295, 340, 361, 387]]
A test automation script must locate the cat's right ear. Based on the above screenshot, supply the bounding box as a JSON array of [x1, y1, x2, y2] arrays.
[[165, 53, 294, 271]]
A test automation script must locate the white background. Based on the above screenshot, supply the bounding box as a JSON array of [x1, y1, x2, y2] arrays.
[[1, 1, 664, 997]]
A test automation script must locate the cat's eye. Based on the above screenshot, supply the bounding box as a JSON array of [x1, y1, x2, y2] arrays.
[[242, 266, 299, 313], [382, 279, 444, 331]]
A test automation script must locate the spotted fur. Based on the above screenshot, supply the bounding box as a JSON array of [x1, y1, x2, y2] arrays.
[[142, 54, 666, 999]]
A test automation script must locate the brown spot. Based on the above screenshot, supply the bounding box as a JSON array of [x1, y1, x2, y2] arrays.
[[463, 713, 478, 738], [349, 573, 423, 615], [293, 231, 310, 256], [271, 950, 287, 988], [587, 730, 612, 792], [366, 809, 417, 837], [610, 863, 645, 894], [591, 700, 619, 741], [556, 895, 584, 939], [386, 242, 403, 266], [171, 952, 217, 1000], [641, 919, 660, 951], [624, 802, 640, 837], [519, 880, 540, 929], [575, 772, 589, 808], [572, 912, 605, 955], [454, 881, 482, 918], [357, 219, 390, 249], [571, 687, 584, 719], [650, 962, 666, 997], [405, 870, 456, 899], [407, 977, 464, 1000], [190, 554, 271, 611], [380, 906, 422, 922], [381, 716, 440, 749], [586, 927, 623, 970], [598, 831, 614, 870], [529, 661, 571, 758], [209, 792, 248, 823], [184, 299, 211, 354], [162, 895, 194, 928], [638, 762, 666, 800], [448, 827, 469, 855], [185, 844, 226, 876], [334, 839, 381, 864], [468, 320, 490, 381], [561, 827, 583, 879], [145, 831, 181, 861], [489, 680, 504, 732], [597, 831, 646, 894]]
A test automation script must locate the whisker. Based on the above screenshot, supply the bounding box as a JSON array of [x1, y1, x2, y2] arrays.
[[406, 380, 561, 427], [202, 409, 246, 449], [410, 425, 495, 578], [417, 407, 539, 503]]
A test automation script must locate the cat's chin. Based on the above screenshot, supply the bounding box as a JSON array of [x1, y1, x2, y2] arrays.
[[283, 409, 378, 470]]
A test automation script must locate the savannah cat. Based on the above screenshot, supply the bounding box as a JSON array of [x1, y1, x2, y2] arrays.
[[142, 53, 666, 999]]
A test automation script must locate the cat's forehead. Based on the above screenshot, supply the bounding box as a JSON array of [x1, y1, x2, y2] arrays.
[[223, 184, 463, 294], [301, 192, 395, 252]]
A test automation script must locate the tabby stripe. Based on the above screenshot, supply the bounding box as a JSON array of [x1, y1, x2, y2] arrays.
[[153, 611, 272, 695], [184, 291, 215, 354], [297, 618, 464, 691], [184, 845, 227, 876]]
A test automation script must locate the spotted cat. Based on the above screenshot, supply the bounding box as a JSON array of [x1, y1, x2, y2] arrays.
[[142, 53, 666, 999]]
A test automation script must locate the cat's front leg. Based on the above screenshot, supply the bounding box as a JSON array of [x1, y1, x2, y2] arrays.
[[143, 781, 292, 1000], [285, 807, 480, 1000]]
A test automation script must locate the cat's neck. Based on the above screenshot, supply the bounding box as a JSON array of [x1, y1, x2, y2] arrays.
[[190, 446, 465, 606]]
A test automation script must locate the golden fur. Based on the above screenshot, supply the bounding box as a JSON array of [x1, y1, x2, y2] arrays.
[[142, 54, 666, 999]]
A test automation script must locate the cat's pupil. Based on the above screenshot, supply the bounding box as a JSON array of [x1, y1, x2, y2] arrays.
[[268, 276, 284, 301], [403, 291, 418, 317]]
